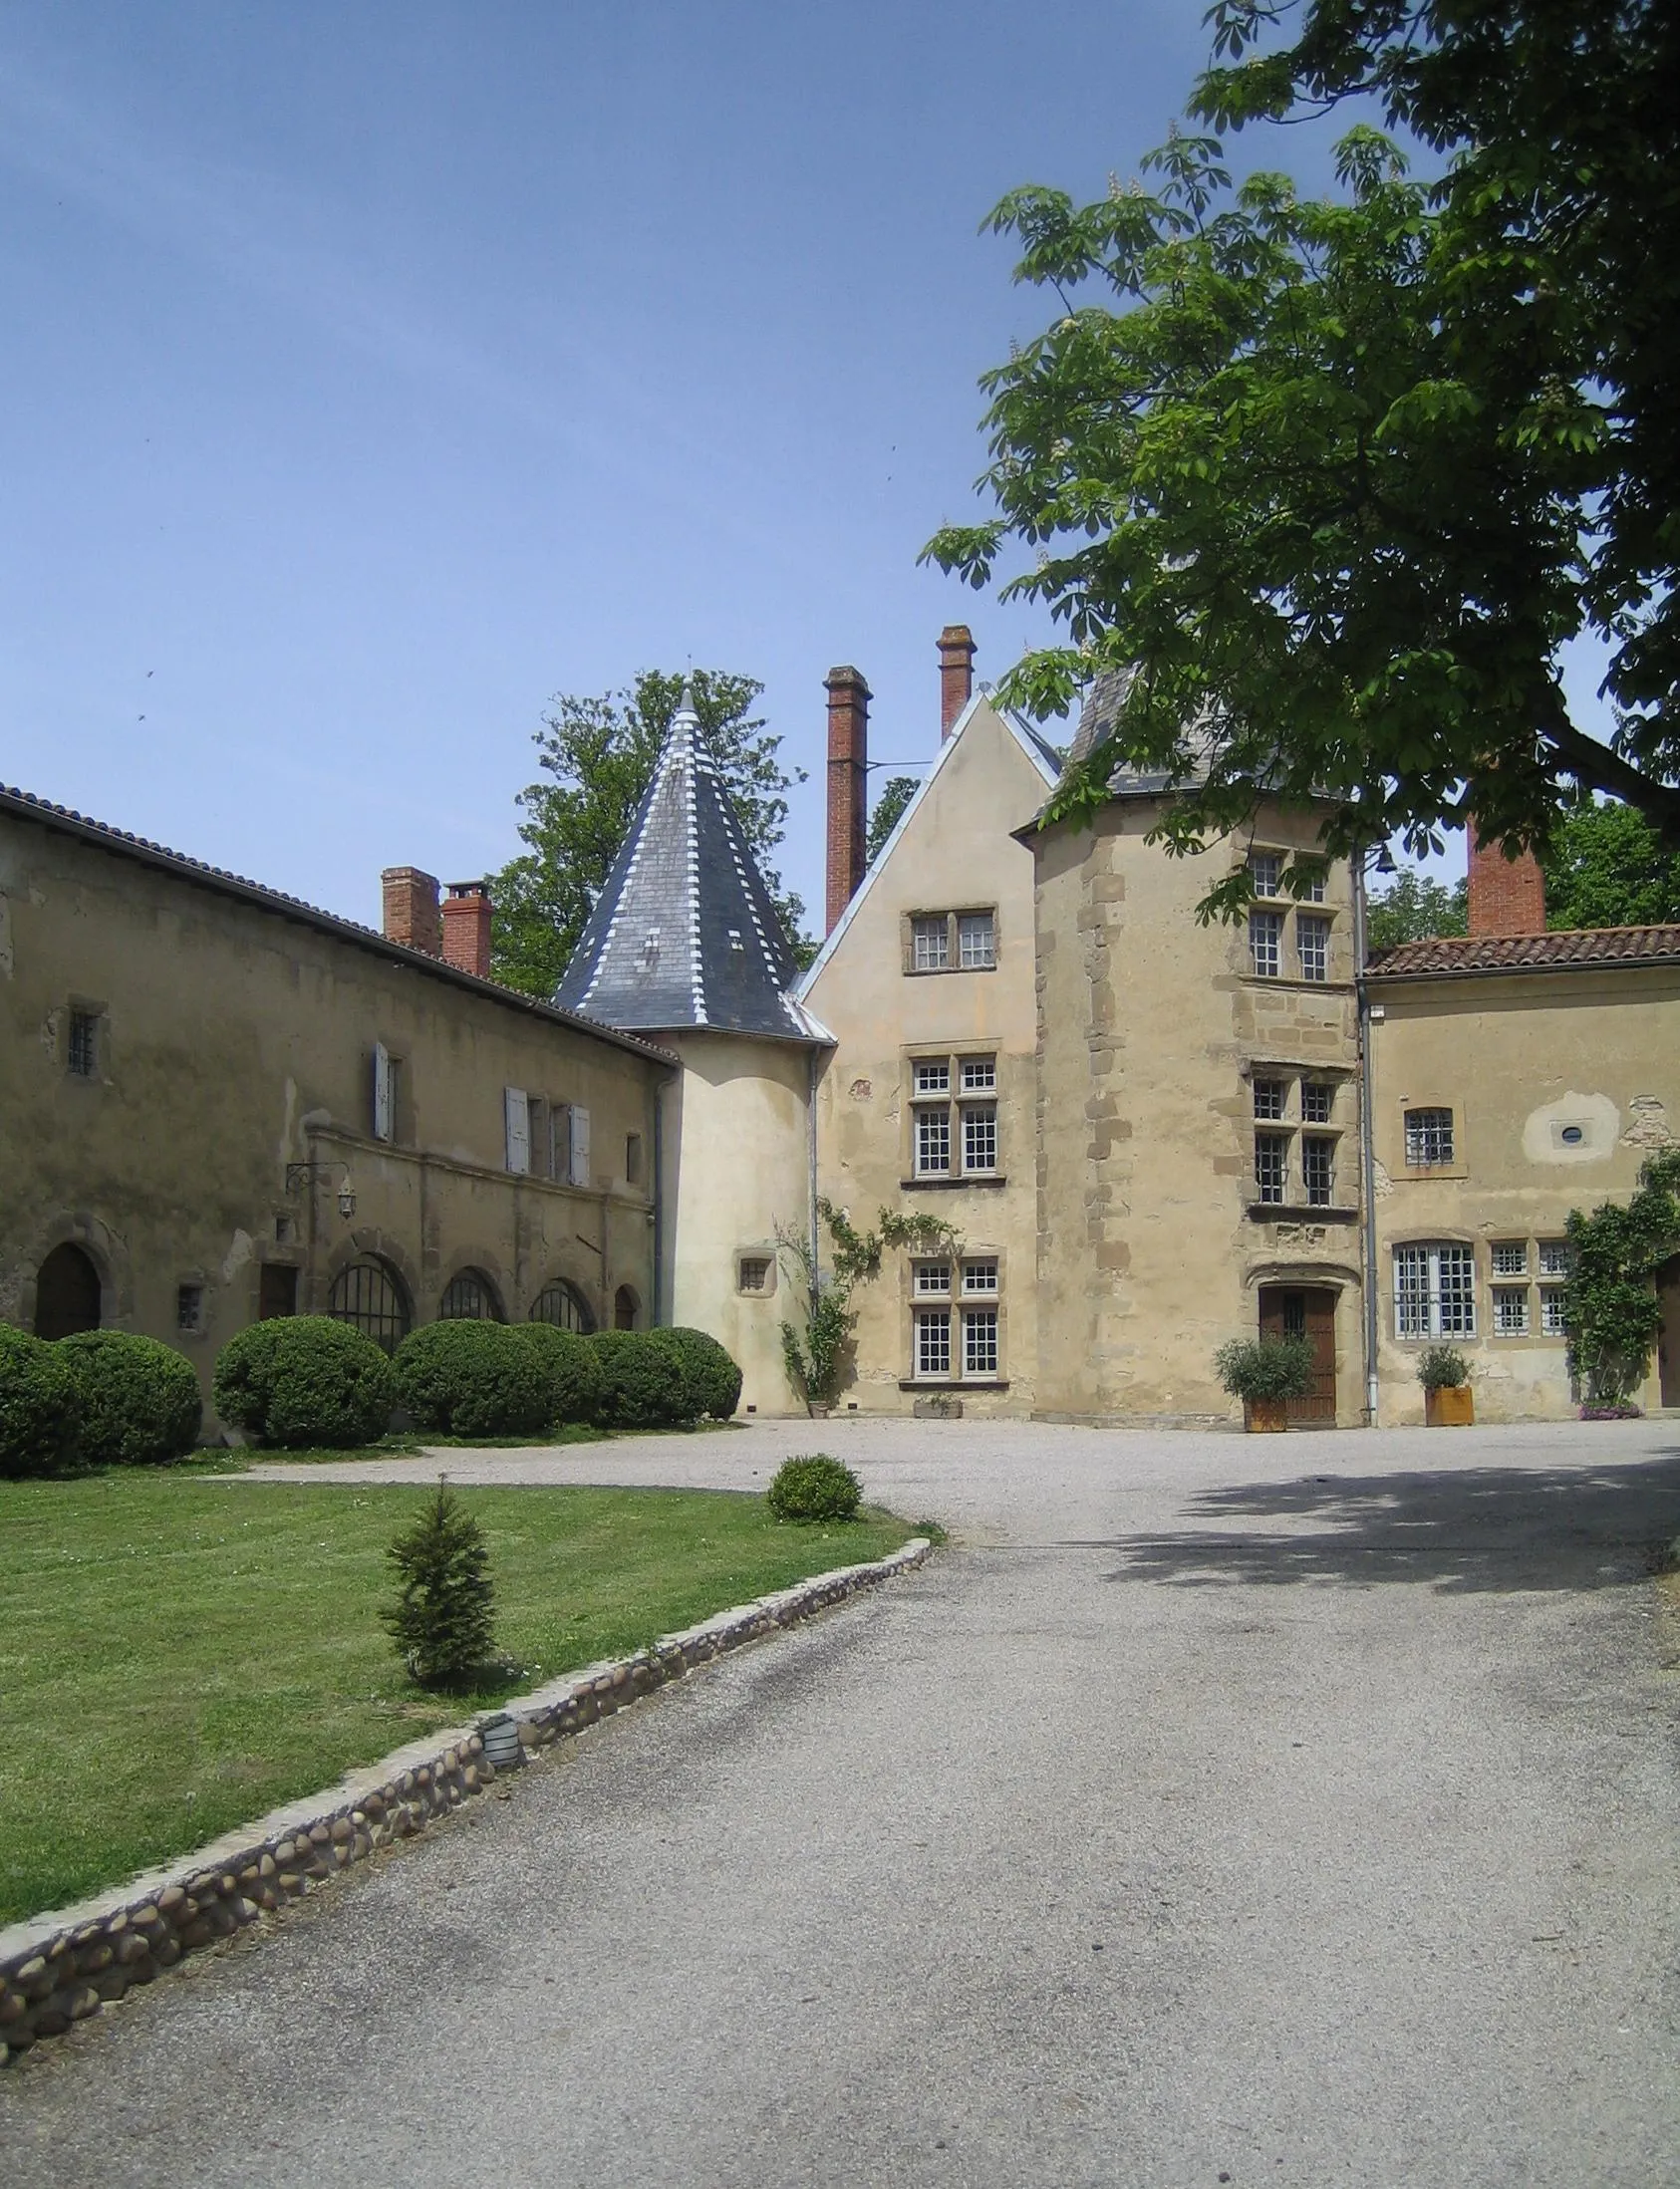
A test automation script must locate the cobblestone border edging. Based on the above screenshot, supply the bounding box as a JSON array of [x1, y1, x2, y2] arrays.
[[0, 1535, 932, 2063]]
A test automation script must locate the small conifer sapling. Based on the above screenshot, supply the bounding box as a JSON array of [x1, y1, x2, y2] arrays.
[[381, 1484, 498, 1688]]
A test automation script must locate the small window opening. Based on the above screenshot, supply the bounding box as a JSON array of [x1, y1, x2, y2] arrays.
[[67, 1009, 99, 1078]]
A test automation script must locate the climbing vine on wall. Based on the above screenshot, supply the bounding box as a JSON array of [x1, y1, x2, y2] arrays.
[[1562, 1149, 1680, 1409], [776, 1198, 963, 1409]]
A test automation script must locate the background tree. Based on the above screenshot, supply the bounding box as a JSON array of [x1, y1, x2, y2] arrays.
[[866, 775, 921, 865], [927, 0, 1680, 916], [1540, 802, 1680, 933], [491, 670, 809, 996], [1365, 869, 1468, 954]]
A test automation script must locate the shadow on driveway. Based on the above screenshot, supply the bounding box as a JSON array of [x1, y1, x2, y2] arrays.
[[1083, 1447, 1680, 1593]]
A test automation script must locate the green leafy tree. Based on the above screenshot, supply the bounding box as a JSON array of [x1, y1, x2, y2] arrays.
[[1365, 869, 1468, 954], [927, 1, 1680, 916], [381, 1485, 499, 1688], [1540, 802, 1680, 932], [866, 776, 921, 865], [492, 671, 810, 996]]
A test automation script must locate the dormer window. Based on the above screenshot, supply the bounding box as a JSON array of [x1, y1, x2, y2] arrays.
[[727, 929, 744, 953]]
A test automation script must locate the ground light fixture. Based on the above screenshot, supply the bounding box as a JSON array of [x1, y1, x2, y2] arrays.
[[479, 1714, 524, 1771]]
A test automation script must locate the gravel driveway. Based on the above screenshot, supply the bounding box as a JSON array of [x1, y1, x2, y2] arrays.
[[6, 1417, 1679, 2187]]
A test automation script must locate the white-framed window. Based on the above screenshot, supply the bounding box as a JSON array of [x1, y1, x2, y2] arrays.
[[912, 916, 950, 971], [914, 1262, 952, 1295], [963, 1307, 999, 1377], [1255, 1133, 1288, 1205], [959, 913, 996, 968], [1394, 1242, 1477, 1338], [963, 1104, 998, 1173], [914, 1058, 951, 1095], [1301, 1082, 1333, 1125], [960, 1055, 996, 1092], [1404, 1107, 1455, 1167], [1493, 1285, 1531, 1334], [1249, 851, 1282, 898], [1491, 1240, 1529, 1277], [962, 1259, 998, 1295], [915, 1308, 952, 1377], [1253, 1077, 1285, 1120], [1301, 866, 1327, 903], [1301, 1136, 1334, 1207], [1538, 1238, 1570, 1277], [1249, 909, 1282, 978], [1540, 1285, 1568, 1335], [1296, 914, 1330, 982], [915, 1108, 951, 1176]]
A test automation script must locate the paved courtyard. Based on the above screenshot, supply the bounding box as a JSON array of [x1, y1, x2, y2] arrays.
[[6, 1416, 1680, 2187]]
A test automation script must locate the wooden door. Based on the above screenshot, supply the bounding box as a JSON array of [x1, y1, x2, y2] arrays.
[[1259, 1284, 1337, 1426]]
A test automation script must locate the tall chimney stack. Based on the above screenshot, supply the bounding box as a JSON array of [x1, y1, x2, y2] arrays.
[[441, 880, 493, 978], [825, 666, 870, 934], [939, 624, 976, 740], [1467, 824, 1546, 937], [382, 867, 443, 958]]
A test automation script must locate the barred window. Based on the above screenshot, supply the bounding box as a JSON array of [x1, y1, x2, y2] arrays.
[[963, 1104, 998, 1173], [1540, 1285, 1567, 1335], [961, 1055, 996, 1092], [1301, 1082, 1333, 1125], [1301, 1136, 1334, 1207], [915, 1308, 952, 1377], [176, 1283, 204, 1335], [440, 1268, 502, 1321], [1538, 1238, 1570, 1277], [914, 1262, 952, 1295], [1249, 909, 1282, 978], [1394, 1242, 1477, 1339], [912, 917, 949, 972], [1404, 1108, 1455, 1167], [1491, 1240, 1528, 1277], [329, 1257, 411, 1354], [1296, 915, 1330, 983], [964, 1308, 999, 1377], [915, 1108, 951, 1176], [737, 1256, 772, 1294], [67, 1009, 99, 1078], [1253, 1077, 1285, 1120], [529, 1279, 595, 1333], [914, 1058, 951, 1095], [958, 913, 995, 968], [1255, 1133, 1288, 1205], [1249, 852, 1281, 898], [1493, 1285, 1531, 1334], [962, 1259, 998, 1295]]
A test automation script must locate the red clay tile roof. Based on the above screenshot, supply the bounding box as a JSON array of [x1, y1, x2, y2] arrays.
[[1366, 926, 1680, 978]]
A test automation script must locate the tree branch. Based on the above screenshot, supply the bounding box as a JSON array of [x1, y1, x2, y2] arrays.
[[1536, 684, 1680, 845]]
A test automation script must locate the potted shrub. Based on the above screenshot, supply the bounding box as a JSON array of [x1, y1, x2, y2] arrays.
[[1214, 1335, 1314, 1432], [1418, 1345, 1474, 1426]]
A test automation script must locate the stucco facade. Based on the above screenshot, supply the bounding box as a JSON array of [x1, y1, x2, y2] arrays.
[[0, 793, 669, 1425]]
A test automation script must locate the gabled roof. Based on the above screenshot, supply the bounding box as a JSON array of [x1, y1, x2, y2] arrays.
[[0, 782, 678, 1066], [796, 687, 1057, 996], [555, 688, 820, 1041], [1366, 926, 1680, 980]]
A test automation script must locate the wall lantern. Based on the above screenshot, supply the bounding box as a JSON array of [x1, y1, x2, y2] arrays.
[[284, 1161, 358, 1222]]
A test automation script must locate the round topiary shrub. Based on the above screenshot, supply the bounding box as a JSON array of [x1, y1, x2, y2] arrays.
[[57, 1330, 201, 1466], [649, 1327, 742, 1422], [393, 1322, 551, 1438], [591, 1330, 692, 1430], [212, 1316, 396, 1449], [766, 1452, 862, 1523], [0, 1325, 83, 1479], [511, 1323, 606, 1428]]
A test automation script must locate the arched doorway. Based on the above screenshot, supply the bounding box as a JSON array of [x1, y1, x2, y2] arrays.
[[529, 1279, 595, 1334], [439, 1268, 504, 1322], [613, 1285, 640, 1331], [35, 1243, 102, 1339], [1258, 1283, 1338, 1425], [328, 1256, 412, 1354]]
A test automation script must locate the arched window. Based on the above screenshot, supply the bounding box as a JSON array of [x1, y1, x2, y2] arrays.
[[528, 1279, 595, 1334], [35, 1243, 102, 1339], [328, 1257, 411, 1354], [439, 1268, 503, 1322], [614, 1285, 640, 1331]]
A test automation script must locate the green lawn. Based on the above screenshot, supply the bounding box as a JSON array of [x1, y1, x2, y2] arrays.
[[0, 1473, 912, 1927]]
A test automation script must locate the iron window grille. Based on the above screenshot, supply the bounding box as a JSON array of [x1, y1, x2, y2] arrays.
[[1540, 1286, 1567, 1335], [1393, 1242, 1477, 1338], [529, 1279, 595, 1333], [1296, 915, 1330, 982], [1404, 1108, 1455, 1167], [67, 1009, 99, 1077], [440, 1269, 501, 1320], [1301, 1137, 1334, 1206], [1253, 1077, 1285, 1120], [1249, 910, 1282, 978], [1491, 1241, 1529, 1276], [1538, 1238, 1570, 1277], [1493, 1286, 1531, 1334], [1301, 1082, 1334, 1125], [1255, 1134, 1288, 1205], [328, 1258, 411, 1354]]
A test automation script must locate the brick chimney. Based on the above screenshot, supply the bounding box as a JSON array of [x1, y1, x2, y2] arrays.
[[939, 624, 976, 739], [441, 880, 493, 978], [381, 867, 442, 958], [1467, 824, 1546, 937], [825, 666, 870, 934]]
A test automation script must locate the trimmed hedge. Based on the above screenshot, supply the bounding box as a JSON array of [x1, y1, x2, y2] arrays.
[[511, 1322, 605, 1427], [0, 1326, 82, 1480], [213, 1317, 396, 1449], [591, 1330, 693, 1430], [57, 1331, 201, 1466], [393, 1322, 551, 1438], [766, 1453, 862, 1523], [649, 1327, 742, 1422]]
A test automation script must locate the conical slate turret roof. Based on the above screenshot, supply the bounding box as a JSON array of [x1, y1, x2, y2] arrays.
[[555, 687, 819, 1040]]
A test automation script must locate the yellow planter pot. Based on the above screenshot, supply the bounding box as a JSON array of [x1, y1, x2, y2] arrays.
[[1425, 1384, 1475, 1427]]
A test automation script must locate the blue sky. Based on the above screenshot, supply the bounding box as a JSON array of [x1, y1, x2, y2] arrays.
[[0, 2, 1562, 937]]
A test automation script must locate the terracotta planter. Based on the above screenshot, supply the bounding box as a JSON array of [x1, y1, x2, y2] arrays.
[[806, 1401, 831, 1420], [1425, 1384, 1475, 1427], [1243, 1396, 1290, 1433]]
